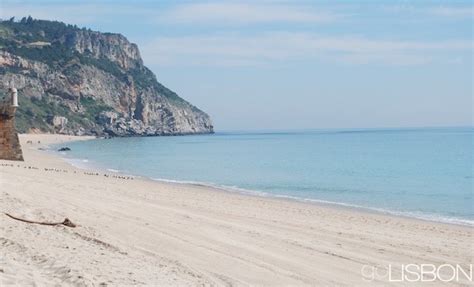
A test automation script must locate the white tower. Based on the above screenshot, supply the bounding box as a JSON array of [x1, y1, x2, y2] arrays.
[[10, 88, 18, 107]]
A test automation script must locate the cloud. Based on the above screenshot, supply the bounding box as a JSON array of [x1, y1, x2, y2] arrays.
[[1, 2, 98, 25], [0, 2, 150, 26], [160, 2, 338, 25], [0, 1, 339, 27], [381, 3, 473, 19], [1, 1, 471, 67], [140, 32, 472, 67], [428, 6, 473, 18]]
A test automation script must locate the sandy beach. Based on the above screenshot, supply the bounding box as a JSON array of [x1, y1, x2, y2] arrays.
[[0, 134, 472, 286]]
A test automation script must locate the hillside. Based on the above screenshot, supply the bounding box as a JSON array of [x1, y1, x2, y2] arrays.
[[0, 17, 214, 136]]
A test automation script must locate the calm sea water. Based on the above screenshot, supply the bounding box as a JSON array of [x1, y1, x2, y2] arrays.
[[57, 127, 473, 226]]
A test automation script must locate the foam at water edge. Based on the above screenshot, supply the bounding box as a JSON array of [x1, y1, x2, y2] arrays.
[[50, 144, 474, 228], [62, 157, 94, 170], [150, 178, 474, 227], [151, 178, 269, 196]]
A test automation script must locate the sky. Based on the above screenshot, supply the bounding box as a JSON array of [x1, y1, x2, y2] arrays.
[[1, 0, 472, 131]]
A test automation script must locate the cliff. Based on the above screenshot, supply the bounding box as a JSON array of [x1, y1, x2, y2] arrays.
[[0, 17, 214, 136]]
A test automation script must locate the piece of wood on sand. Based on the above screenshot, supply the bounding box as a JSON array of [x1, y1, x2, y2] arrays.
[[4, 213, 76, 228]]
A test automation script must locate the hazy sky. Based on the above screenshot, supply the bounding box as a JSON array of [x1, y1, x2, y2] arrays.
[[1, 0, 472, 131]]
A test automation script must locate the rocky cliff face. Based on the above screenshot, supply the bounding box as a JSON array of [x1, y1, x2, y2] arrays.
[[0, 18, 213, 136]]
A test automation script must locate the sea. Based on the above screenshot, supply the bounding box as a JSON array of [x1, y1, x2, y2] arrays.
[[54, 127, 473, 226]]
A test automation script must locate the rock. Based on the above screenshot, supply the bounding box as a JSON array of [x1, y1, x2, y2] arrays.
[[0, 19, 214, 137], [58, 147, 71, 151], [49, 116, 68, 132], [97, 111, 118, 125], [51, 116, 68, 127]]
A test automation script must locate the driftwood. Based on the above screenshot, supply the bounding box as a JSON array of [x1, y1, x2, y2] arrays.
[[4, 213, 76, 228]]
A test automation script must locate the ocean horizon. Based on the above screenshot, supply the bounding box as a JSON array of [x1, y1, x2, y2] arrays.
[[2, 3, 472, 284], [54, 126, 473, 226]]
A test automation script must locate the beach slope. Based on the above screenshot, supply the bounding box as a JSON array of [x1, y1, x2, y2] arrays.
[[0, 134, 472, 286]]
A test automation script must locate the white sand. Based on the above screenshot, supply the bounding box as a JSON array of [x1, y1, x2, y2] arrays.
[[0, 134, 472, 286]]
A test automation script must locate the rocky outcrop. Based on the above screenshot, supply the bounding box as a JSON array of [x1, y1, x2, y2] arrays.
[[49, 115, 68, 133], [0, 19, 213, 136], [64, 31, 143, 70]]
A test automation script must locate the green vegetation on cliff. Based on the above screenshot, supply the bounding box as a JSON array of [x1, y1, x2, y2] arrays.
[[0, 17, 213, 136]]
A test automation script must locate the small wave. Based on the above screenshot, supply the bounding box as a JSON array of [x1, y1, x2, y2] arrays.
[[150, 178, 269, 196], [149, 178, 473, 227], [296, 197, 474, 227], [50, 147, 474, 228], [61, 157, 93, 170], [151, 177, 211, 186]]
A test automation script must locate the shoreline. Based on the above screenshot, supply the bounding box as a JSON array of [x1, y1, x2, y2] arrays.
[[1, 133, 472, 285], [47, 134, 473, 228]]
